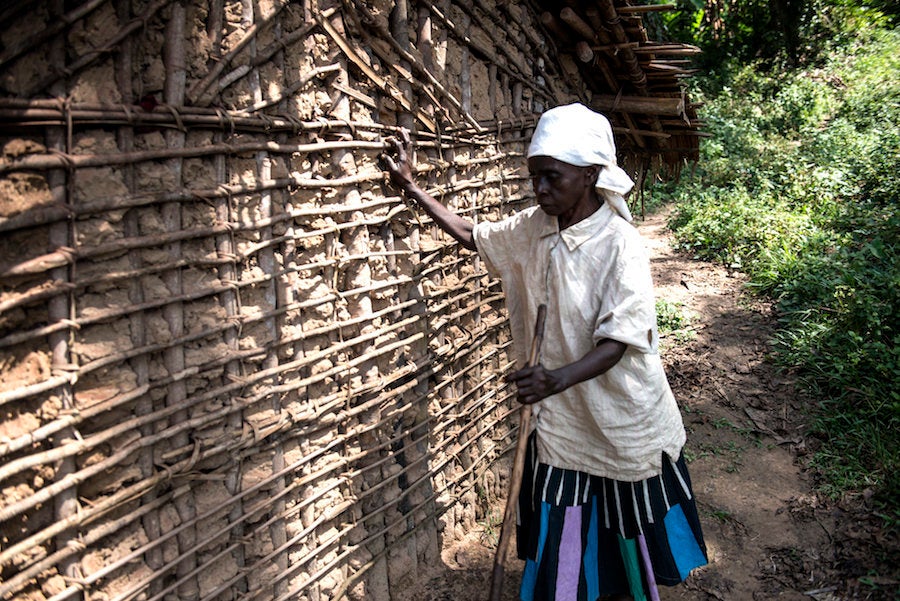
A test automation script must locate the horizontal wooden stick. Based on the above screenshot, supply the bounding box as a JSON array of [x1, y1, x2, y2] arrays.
[[631, 44, 702, 55], [617, 4, 676, 13], [0, 139, 386, 174], [592, 93, 685, 116], [0, 99, 410, 136]]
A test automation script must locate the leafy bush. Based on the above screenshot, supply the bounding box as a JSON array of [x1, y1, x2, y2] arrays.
[[660, 27, 900, 513], [670, 185, 818, 272]]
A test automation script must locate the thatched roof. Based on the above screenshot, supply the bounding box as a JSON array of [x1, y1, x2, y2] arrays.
[[531, 0, 704, 177]]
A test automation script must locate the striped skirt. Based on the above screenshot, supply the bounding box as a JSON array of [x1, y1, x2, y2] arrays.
[[516, 435, 707, 601]]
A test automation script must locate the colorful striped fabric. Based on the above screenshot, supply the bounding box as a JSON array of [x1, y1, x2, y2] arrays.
[[517, 436, 707, 601]]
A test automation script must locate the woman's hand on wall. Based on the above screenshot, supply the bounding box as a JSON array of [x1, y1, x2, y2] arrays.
[[378, 127, 477, 251], [379, 128, 416, 193]]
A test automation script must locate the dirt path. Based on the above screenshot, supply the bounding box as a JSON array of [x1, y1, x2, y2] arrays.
[[641, 207, 834, 600], [398, 206, 864, 601]]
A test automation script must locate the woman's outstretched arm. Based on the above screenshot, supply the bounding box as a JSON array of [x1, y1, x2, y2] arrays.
[[380, 129, 476, 251]]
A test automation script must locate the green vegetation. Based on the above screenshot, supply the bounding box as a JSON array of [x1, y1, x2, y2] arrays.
[[650, 7, 899, 519], [655, 299, 696, 345]]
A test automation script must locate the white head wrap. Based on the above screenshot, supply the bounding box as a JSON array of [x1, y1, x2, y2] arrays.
[[527, 102, 635, 222]]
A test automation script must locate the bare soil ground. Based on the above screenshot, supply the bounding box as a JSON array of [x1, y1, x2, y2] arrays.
[[395, 205, 900, 601]]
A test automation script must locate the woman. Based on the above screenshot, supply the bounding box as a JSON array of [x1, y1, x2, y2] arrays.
[[380, 103, 707, 601]]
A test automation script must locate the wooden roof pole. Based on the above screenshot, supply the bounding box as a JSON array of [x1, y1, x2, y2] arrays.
[[593, 0, 670, 145], [553, 7, 645, 149], [594, 2, 645, 90]]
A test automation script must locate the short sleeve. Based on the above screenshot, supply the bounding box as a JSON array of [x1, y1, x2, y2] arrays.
[[472, 209, 532, 278], [591, 239, 659, 354]]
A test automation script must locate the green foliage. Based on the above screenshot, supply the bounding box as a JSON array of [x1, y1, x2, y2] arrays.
[[669, 186, 818, 271], [656, 299, 696, 345], [656, 299, 688, 332], [659, 27, 900, 515], [648, 0, 897, 70]]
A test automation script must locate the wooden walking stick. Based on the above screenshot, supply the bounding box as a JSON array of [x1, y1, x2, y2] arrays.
[[488, 303, 547, 601]]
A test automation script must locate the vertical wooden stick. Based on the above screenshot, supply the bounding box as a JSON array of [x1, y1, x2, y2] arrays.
[[334, 8, 384, 598], [459, 11, 472, 115], [162, 6, 198, 600], [115, 0, 164, 594], [268, 10, 290, 601], [46, 0, 80, 589], [208, 0, 247, 594], [489, 304, 547, 601], [216, 138, 249, 597]]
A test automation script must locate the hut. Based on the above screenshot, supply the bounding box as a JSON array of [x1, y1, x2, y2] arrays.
[[0, 1, 702, 600]]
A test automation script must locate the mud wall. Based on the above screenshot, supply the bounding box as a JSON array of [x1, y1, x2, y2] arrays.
[[0, 1, 581, 600]]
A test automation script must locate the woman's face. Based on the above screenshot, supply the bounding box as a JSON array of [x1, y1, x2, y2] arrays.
[[527, 156, 599, 227]]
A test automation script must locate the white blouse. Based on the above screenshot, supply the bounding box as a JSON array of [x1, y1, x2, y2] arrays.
[[473, 202, 686, 482]]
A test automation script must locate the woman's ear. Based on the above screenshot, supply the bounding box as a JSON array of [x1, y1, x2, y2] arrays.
[[584, 164, 601, 185]]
